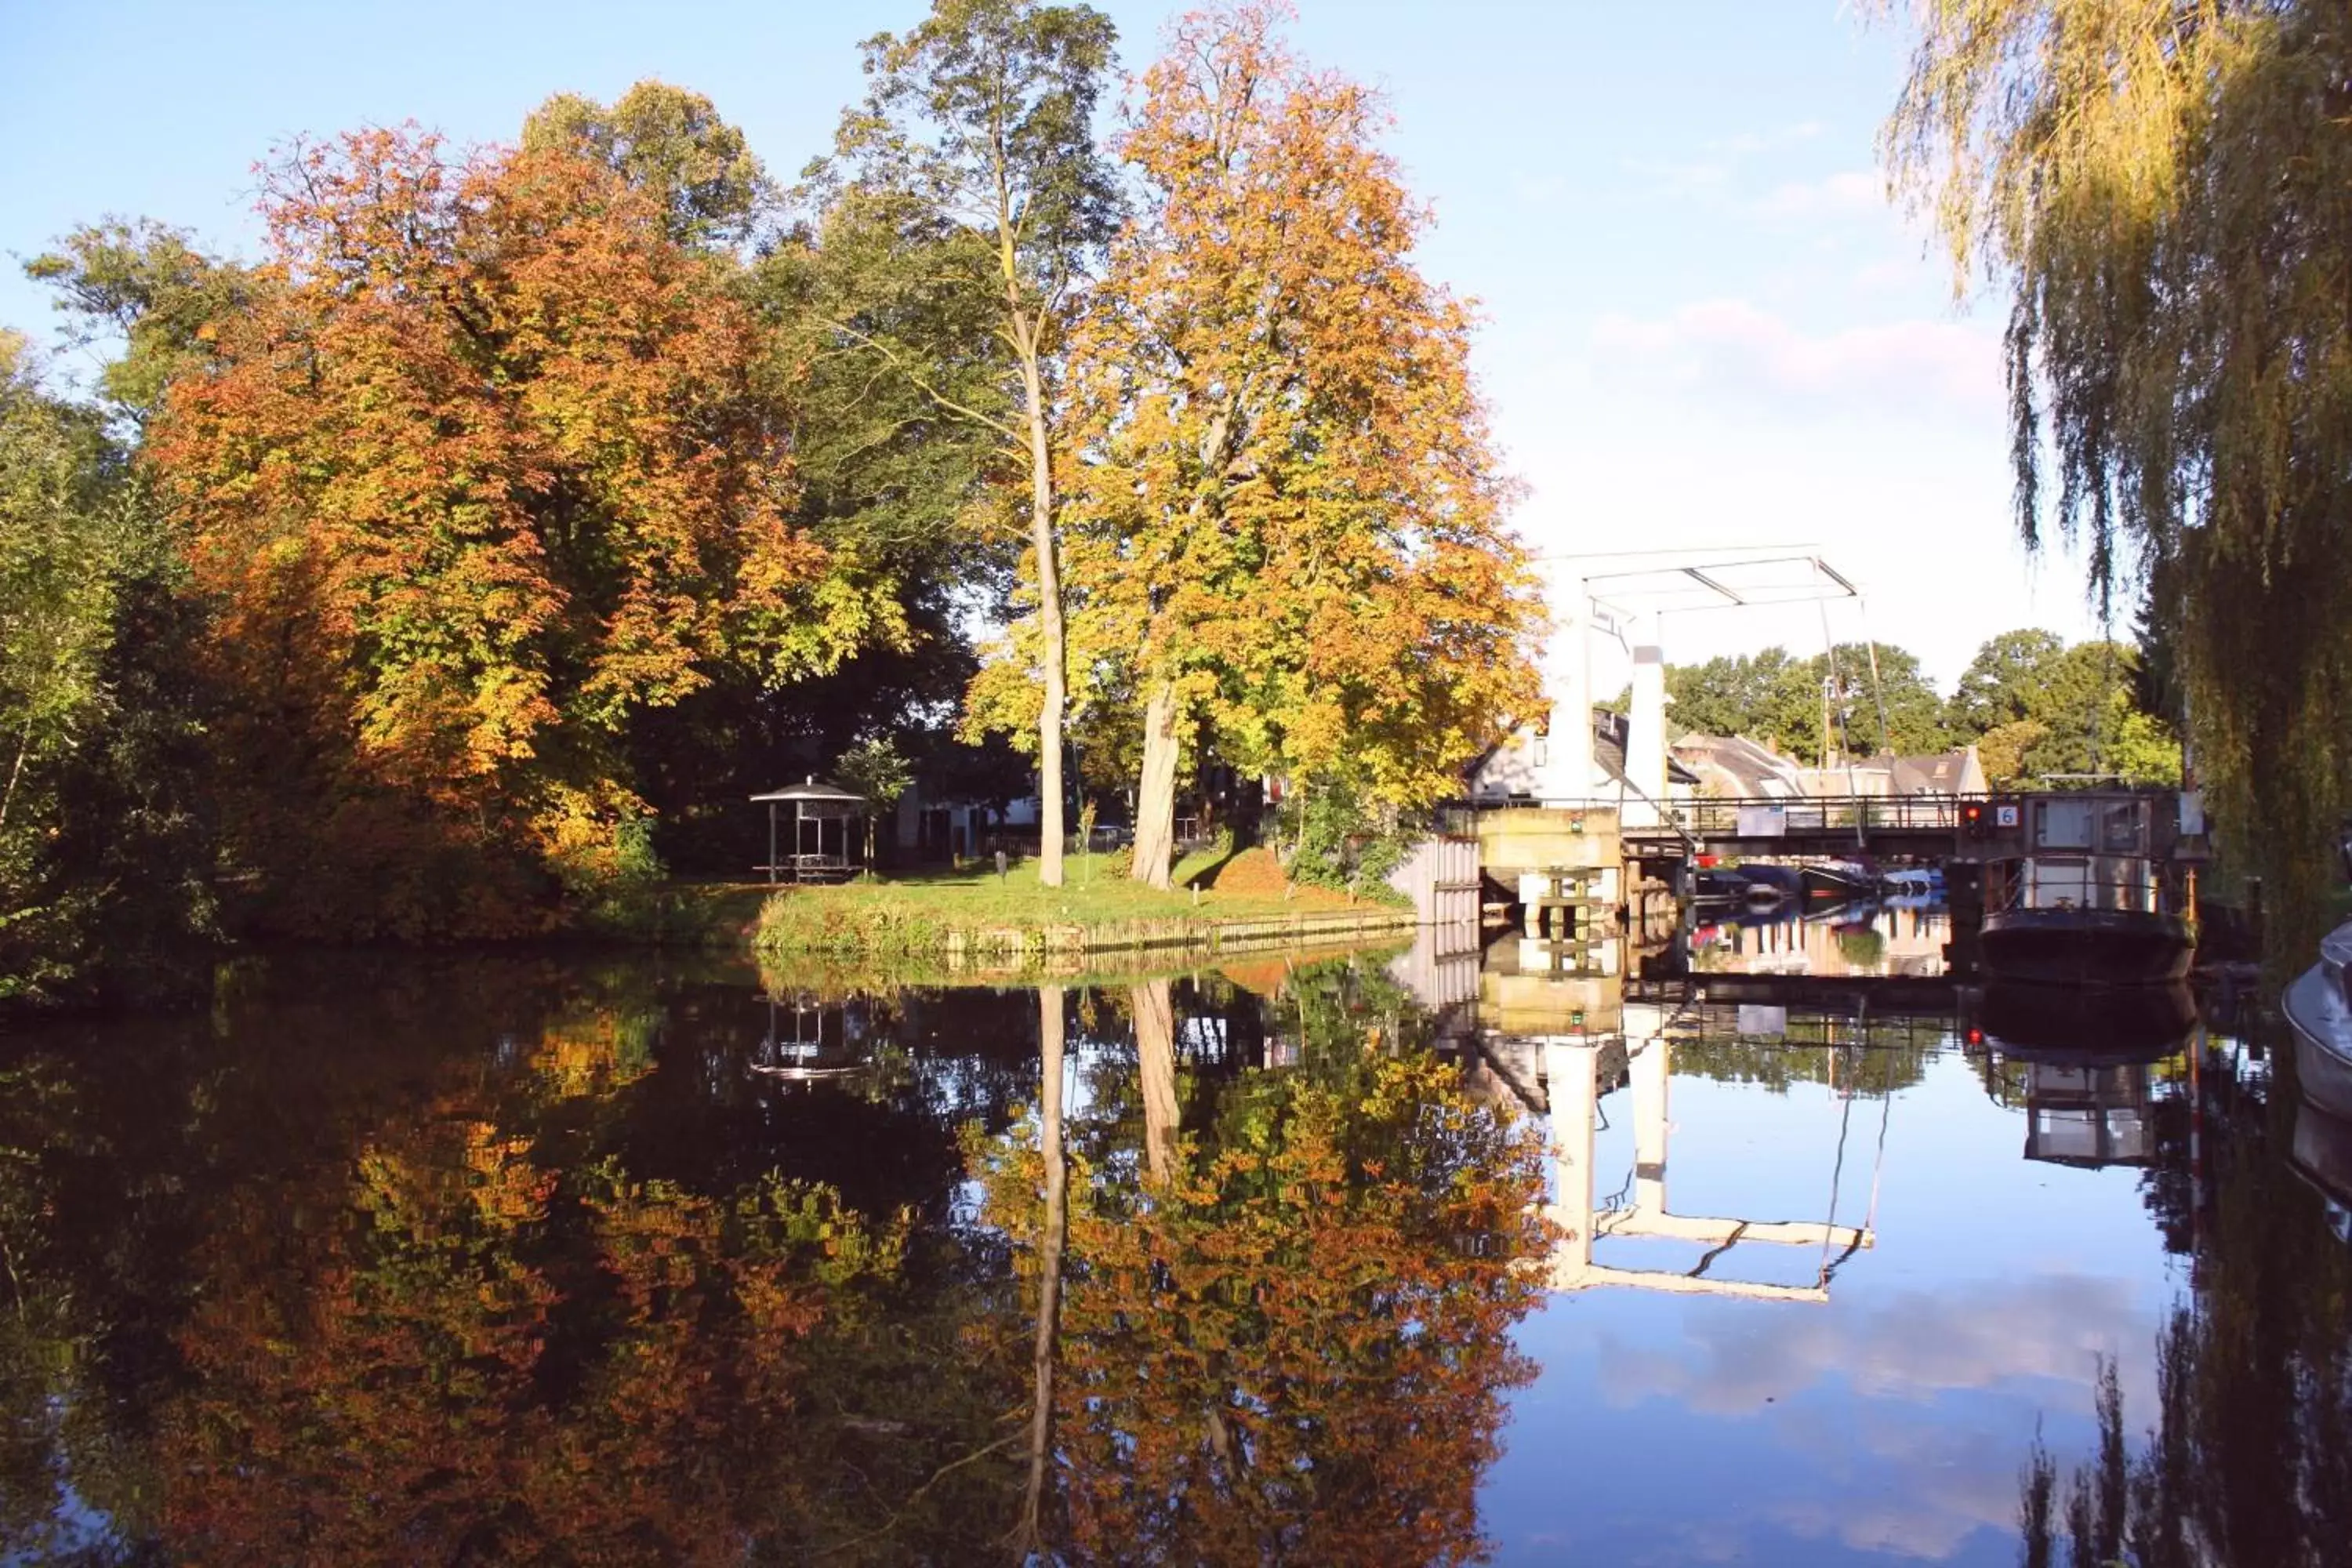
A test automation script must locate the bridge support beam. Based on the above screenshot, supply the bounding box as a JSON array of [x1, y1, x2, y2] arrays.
[[1625, 615, 1667, 826], [1541, 595, 1592, 803], [1631, 1033, 1668, 1215]]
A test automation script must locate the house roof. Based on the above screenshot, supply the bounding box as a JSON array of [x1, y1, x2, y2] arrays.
[[1671, 732, 1796, 794], [750, 776, 867, 812], [1889, 749, 1978, 793], [1590, 710, 1702, 787]]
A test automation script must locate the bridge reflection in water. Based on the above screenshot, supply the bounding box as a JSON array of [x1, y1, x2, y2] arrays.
[[1436, 899, 2205, 1313], [1456, 927, 1887, 1306], [1541, 1023, 1875, 1302]]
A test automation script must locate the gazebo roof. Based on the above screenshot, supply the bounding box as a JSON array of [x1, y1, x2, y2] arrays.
[[750, 776, 867, 812]]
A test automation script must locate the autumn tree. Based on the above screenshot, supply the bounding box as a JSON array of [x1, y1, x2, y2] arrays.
[[1880, 0, 2352, 920], [150, 128, 877, 937], [824, 0, 1123, 888], [1053, 2, 1539, 884]]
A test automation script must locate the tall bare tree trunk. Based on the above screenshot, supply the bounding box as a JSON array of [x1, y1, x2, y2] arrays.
[[1130, 680, 1181, 890], [1014, 983, 1068, 1554], [1131, 978, 1179, 1184], [1018, 336, 1067, 889]]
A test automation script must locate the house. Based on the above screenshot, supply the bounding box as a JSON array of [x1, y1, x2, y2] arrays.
[[1892, 746, 1989, 797], [1790, 746, 1988, 799]]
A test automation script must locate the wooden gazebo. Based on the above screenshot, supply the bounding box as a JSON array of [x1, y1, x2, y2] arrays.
[[750, 777, 868, 884]]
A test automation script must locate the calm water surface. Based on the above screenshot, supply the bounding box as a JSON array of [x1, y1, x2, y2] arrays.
[[2, 931, 2344, 1565]]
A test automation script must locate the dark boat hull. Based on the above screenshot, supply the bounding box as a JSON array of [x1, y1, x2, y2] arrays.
[[1979, 907, 2194, 986], [2292, 1096, 2352, 1214]]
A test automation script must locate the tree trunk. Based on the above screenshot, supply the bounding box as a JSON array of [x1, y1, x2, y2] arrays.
[[1015, 984, 1069, 1552], [1018, 337, 1067, 888], [1130, 679, 1181, 890], [1132, 978, 1179, 1185]]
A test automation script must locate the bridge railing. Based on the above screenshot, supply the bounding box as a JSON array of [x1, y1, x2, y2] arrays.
[[1629, 793, 1974, 840]]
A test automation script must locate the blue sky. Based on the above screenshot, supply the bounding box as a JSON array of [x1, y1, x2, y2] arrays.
[[0, 0, 2107, 687]]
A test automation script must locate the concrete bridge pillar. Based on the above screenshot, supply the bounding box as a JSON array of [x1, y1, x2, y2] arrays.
[[1625, 613, 1668, 826], [1541, 593, 1593, 804]]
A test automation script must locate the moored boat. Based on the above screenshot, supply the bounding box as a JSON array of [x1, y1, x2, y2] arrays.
[[1736, 862, 1802, 906], [1801, 859, 1874, 901], [1977, 793, 2198, 987], [2284, 921, 2352, 1122]]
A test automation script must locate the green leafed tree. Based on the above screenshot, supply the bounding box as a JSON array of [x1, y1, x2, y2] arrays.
[[834, 735, 914, 866], [1947, 627, 2066, 737], [0, 334, 212, 1007], [522, 80, 773, 249], [1946, 629, 2182, 786], [24, 220, 256, 423], [820, 0, 1123, 889], [1653, 642, 1946, 763]]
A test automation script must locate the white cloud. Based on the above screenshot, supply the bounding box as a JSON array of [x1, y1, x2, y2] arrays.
[[1752, 169, 1886, 220], [1586, 1272, 2166, 1560], [1621, 154, 1733, 199], [1709, 121, 1827, 157], [1596, 1272, 2156, 1417], [1512, 171, 1570, 208], [1588, 297, 2002, 419]]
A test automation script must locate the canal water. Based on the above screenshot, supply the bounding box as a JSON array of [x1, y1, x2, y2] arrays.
[[1, 938, 2343, 1565]]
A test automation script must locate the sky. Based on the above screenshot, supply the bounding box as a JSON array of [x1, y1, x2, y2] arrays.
[[0, 0, 2112, 691]]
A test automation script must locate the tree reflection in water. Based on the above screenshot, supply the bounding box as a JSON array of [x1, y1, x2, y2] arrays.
[[2013, 1026, 2352, 1568], [0, 951, 1552, 1563], [976, 970, 1554, 1566]]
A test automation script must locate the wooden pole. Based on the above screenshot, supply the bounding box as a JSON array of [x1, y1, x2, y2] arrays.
[[768, 801, 777, 884]]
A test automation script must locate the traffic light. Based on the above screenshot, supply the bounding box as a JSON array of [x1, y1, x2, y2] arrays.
[[1960, 801, 1986, 837]]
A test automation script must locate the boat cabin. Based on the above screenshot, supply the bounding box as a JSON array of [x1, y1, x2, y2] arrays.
[[1984, 793, 2169, 914]]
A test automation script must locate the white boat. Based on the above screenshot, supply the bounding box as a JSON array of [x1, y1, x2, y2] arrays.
[[2283, 920, 2352, 1122]]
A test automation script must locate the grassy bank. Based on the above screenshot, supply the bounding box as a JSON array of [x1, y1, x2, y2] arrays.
[[751, 851, 1413, 963], [576, 880, 778, 947]]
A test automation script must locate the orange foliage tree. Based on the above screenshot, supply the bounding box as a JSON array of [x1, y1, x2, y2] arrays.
[[151, 127, 881, 936], [1055, 2, 1544, 884]]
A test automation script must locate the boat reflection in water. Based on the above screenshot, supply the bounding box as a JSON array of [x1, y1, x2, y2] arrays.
[[1963, 982, 2198, 1170], [2291, 1099, 2352, 1242]]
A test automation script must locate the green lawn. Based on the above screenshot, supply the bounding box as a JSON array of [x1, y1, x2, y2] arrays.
[[751, 850, 1398, 960]]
